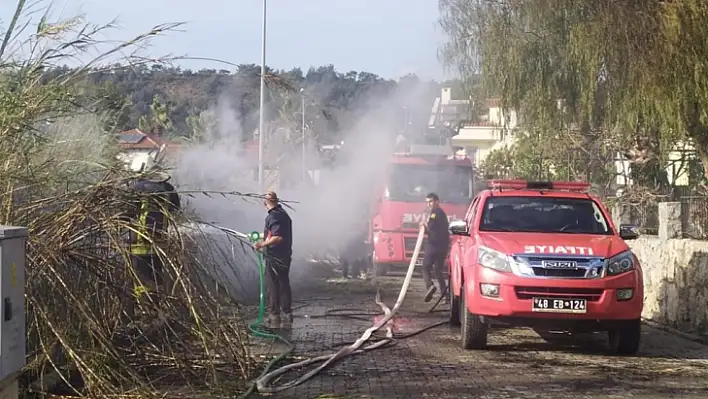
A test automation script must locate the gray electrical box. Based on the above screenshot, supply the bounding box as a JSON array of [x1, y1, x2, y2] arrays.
[[0, 226, 27, 383]]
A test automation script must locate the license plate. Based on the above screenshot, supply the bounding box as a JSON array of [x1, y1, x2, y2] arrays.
[[532, 297, 587, 314]]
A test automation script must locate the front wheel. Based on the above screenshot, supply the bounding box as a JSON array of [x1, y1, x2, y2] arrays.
[[460, 286, 488, 349], [608, 319, 641, 355]]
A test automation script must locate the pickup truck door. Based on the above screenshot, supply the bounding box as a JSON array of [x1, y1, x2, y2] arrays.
[[451, 197, 479, 294], [459, 197, 480, 253]]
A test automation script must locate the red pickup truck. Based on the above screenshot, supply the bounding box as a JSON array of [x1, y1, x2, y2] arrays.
[[448, 180, 643, 355]]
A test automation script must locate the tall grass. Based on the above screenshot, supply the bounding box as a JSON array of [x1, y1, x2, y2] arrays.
[[1, 2, 253, 397]]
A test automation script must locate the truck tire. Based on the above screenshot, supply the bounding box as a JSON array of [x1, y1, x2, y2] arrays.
[[608, 319, 641, 355], [449, 286, 461, 326], [460, 286, 488, 349]]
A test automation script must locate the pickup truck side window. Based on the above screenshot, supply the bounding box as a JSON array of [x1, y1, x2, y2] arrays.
[[466, 197, 480, 227]]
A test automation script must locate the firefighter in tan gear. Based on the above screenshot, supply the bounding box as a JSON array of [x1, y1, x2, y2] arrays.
[[125, 153, 181, 311]]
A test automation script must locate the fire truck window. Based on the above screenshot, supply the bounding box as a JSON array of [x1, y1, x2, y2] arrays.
[[386, 164, 473, 203], [479, 196, 612, 235]]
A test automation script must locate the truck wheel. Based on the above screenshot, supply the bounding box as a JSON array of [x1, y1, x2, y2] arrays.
[[449, 286, 461, 326], [608, 319, 641, 355], [460, 286, 488, 349], [373, 263, 388, 277]]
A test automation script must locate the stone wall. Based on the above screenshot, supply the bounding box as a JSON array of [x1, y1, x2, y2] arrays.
[[614, 202, 708, 337]]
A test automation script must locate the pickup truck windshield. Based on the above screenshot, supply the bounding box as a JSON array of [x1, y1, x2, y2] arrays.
[[479, 196, 612, 235], [386, 164, 473, 203]]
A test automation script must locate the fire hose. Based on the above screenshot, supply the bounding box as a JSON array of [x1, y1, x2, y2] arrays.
[[213, 224, 445, 397]]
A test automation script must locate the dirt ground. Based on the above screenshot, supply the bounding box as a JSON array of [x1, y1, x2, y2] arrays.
[[245, 263, 708, 399]]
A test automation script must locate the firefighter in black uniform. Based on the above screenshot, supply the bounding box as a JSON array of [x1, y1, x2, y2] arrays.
[[254, 191, 294, 327], [421, 192, 450, 303], [125, 155, 181, 313]]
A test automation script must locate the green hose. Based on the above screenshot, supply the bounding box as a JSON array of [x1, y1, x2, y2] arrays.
[[238, 231, 294, 398], [246, 230, 275, 339]]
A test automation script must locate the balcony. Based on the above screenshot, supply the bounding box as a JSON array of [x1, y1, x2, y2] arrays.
[[451, 123, 502, 144]]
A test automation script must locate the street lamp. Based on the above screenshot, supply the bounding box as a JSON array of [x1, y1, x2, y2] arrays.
[[300, 88, 306, 181], [257, 0, 267, 191], [402, 106, 408, 134]]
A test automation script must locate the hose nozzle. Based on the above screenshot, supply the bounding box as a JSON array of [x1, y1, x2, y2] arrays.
[[249, 231, 262, 243]]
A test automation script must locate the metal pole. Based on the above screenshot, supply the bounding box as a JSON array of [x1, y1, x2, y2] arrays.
[[257, 0, 267, 191], [300, 88, 306, 181]]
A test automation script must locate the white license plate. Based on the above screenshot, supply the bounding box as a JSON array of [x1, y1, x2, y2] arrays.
[[532, 297, 587, 314]]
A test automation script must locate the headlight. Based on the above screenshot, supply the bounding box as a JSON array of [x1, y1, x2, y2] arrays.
[[606, 251, 635, 275], [478, 246, 512, 272]]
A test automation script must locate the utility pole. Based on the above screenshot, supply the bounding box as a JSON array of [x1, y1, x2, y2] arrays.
[[257, 0, 267, 191], [300, 88, 306, 182]]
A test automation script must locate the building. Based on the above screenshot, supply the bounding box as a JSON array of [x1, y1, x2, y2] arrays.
[[117, 129, 181, 167], [428, 88, 699, 185], [615, 140, 698, 188], [666, 141, 696, 186], [428, 87, 518, 167]]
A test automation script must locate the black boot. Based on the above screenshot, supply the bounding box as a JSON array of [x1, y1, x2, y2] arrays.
[[424, 285, 437, 302]]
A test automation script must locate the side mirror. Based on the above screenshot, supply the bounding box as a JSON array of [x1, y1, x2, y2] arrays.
[[449, 220, 469, 236], [619, 224, 640, 241]]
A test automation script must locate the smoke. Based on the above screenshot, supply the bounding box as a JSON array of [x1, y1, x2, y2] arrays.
[[175, 94, 262, 223], [172, 77, 433, 298]]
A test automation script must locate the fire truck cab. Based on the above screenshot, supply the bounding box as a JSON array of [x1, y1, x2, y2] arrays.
[[370, 144, 476, 276]]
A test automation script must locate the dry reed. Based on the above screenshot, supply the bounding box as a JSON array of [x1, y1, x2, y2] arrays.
[[2, 3, 255, 397]]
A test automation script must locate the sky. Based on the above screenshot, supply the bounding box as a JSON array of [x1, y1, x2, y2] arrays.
[[1, 0, 448, 80]]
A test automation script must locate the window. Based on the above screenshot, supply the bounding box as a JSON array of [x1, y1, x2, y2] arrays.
[[386, 164, 473, 203], [479, 196, 611, 235], [465, 197, 480, 226]]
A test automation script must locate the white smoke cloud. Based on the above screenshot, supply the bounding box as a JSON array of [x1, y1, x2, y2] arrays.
[[172, 76, 433, 299]]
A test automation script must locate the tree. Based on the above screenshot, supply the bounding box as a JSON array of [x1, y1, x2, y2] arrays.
[[480, 146, 514, 180], [138, 94, 173, 136], [439, 0, 708, 186], [56, 63, 423, 144], [185, 108, 217, 143], [481, 125, 616, 186]]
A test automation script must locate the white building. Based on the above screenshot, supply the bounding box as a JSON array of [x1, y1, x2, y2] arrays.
[[428, 87, 519, 167], [614, 140, 698, 187], [116, 129, 181, 168]]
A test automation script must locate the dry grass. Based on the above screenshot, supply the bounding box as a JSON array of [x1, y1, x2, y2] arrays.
[[1, 2, 256, 397]]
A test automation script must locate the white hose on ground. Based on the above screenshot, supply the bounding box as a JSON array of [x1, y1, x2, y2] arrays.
[[255, 225, 426, 393]]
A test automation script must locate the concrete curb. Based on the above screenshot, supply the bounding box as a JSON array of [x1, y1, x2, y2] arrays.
[[642, 317, 707, 346]]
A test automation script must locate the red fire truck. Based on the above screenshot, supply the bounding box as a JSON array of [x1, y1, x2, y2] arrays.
[[447, 180, 643, 354], [370, 144, 476, 276]]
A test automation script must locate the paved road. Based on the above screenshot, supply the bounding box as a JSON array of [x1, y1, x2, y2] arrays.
[[247, 268, 708, 399]]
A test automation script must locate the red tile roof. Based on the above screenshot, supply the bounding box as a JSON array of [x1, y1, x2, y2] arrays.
[[118, 129, 178, 150]]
